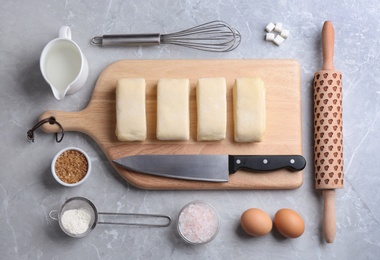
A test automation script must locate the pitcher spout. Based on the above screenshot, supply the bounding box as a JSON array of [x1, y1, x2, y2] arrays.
[[51, 84, 70, 100]]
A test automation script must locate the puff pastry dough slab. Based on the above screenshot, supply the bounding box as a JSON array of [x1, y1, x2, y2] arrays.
[[233, 77, 266, 142], [196, 77, 227, 141], [156, 78, 190, 140], [115, 78, 147, 141]]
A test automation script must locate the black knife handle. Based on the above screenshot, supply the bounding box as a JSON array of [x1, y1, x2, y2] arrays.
[[228, 155, 306, 174]]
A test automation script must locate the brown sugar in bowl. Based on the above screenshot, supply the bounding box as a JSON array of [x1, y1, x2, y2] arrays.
[[51, 147, 91, 187]]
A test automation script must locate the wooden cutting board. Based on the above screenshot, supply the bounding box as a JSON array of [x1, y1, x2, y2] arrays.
[[40, 59, 303, 190]]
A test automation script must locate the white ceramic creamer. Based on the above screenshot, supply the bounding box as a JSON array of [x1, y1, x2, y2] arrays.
[[40, 26, 88, 100]]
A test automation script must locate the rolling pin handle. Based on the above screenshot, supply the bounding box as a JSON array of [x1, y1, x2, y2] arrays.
[[322, 21, 335, 70], [323, 189, 336, 243]]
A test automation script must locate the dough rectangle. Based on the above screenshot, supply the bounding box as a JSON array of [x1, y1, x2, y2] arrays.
[[115, 78, 147, 141], [233, 78, 266, 142], [196, 77, 227, 141], [157, 78, 190, 140]]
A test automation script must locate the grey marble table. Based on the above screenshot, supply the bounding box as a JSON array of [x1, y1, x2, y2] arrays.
[[1, 0, 379, 259]]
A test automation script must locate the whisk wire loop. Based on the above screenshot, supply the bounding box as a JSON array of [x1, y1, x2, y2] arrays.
[[161, 20, 241, 52]]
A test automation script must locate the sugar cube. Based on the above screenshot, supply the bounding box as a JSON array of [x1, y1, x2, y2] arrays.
[[273, 35, 285, 46], [280, 29, 290, 39], [274, 23, 283, 32], [265, 33, 275, 41], [265, 22, 275, 32]]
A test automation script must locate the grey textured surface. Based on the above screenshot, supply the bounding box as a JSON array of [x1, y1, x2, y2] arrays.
[[1, 0, 380, 259]]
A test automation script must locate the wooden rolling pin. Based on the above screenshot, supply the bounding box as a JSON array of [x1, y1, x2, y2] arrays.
[[313, 21, 344, 243]]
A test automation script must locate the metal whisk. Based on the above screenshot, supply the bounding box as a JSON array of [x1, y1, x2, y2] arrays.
[[91, 20, 241, 52]]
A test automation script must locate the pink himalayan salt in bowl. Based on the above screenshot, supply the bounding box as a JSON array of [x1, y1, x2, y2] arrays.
[[177, 201, 220, 245]]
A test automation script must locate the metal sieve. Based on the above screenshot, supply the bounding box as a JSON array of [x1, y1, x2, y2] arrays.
[[49, 197, 172, 238]]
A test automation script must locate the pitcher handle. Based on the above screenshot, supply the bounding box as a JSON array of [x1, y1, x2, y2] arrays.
[[59, 26, 71, 39]]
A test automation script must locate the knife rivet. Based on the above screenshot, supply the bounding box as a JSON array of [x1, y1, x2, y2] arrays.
[[236, 159, 241, 164], [263, 159, 268, 164], [290, 159, 295, 164]]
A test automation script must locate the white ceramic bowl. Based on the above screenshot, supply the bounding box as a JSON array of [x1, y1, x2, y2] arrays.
[[51, 147, 91, 187]]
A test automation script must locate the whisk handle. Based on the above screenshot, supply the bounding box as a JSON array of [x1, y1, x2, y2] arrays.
[[91, 34, 161, 46]]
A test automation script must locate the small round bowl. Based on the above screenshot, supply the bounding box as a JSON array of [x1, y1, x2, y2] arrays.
[[51, 147, 91, 187], [177, 200, 220, 245]]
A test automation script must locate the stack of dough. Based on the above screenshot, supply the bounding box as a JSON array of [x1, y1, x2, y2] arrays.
[[115, 78, 147, 141], [196, 78, 227, 141], [233, 77, 266, 142], [156, 78, 190, 140], [115, 77, 266, 143]]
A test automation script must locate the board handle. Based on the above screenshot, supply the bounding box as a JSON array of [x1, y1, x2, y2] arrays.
[[39, 110, 88, 134]]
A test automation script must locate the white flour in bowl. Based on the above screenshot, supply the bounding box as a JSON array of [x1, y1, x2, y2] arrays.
[[61, 208, 93, 235]]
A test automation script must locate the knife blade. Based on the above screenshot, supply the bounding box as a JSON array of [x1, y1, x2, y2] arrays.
[[113, 154, 306, 182]]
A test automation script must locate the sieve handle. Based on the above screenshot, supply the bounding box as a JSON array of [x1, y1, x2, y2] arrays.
[[97, 212, 171, 227], [49, 210, 59, 221]]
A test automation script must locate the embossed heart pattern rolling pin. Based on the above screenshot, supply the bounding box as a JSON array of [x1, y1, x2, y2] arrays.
[[313, 21, 343, 243]]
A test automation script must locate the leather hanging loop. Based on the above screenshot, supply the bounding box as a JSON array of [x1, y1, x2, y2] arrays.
[[27, 117, 64, 143]]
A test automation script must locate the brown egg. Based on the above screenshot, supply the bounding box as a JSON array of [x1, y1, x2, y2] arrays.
[[240, 208, 272, 237], [274, 208, 305, 238]]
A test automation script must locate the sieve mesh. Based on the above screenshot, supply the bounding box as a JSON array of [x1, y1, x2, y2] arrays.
[[58, 197, 98, 238]]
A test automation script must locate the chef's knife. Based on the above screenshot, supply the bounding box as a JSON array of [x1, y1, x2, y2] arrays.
[[113, 154, 306, 182]]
